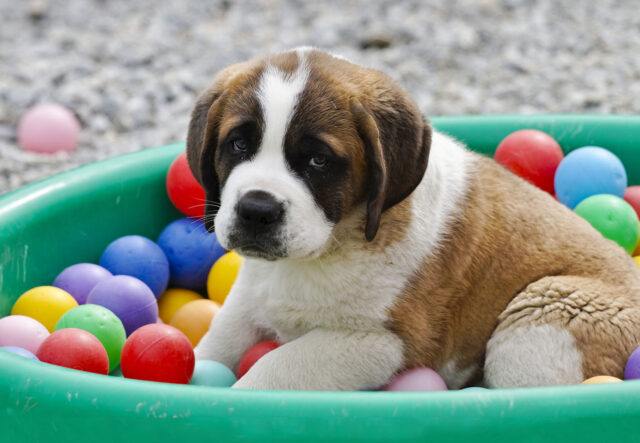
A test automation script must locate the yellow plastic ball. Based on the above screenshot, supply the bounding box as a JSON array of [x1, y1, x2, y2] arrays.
[[11, 286, 78, 332], [157, 288, 203, 324], [634, 256, 640, 268], [207, 251, 242, 305], [169, 299, 220, 347], [581, 375, 622, 385]]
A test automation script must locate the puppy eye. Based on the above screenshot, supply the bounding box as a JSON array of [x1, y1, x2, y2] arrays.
[[309, 155, 328, 169], [230, 138, 247, 154]]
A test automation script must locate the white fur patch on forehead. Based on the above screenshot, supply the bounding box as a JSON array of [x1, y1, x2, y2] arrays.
[[256, 55, 310, 158]]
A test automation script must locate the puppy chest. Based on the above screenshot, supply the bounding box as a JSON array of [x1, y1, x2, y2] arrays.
[[249, 263, 408, 342]]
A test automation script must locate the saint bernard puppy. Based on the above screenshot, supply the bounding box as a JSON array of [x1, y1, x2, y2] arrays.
[[186, 47, 640, 390]]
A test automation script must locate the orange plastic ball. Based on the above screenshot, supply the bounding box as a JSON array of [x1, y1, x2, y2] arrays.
[[581, 375, 622, 385], [169, 299, 220, 347], [157, 288, 203, 324]]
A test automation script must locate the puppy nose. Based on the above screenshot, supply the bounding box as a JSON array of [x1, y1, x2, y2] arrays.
[[236, 190, 284, 227]]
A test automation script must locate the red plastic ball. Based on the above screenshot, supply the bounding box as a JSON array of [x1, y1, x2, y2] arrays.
[[166, 152, 206, 218], [120, 324, 195, 384], [494, 129, 564, 194], [624, 186, 640, 255], [36, 328, 109, 375], [237, 340, 281, 378]]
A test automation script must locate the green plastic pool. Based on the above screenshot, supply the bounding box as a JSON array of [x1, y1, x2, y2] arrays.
[[1, 115, 640, 442]]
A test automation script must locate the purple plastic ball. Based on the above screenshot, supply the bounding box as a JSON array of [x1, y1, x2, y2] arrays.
[[157, 218, 227, 289], [382, 367, 448, 392], [53, 263, 113, 304], [86, 275, 158, 336], [1, 346, 39, 360], [99, 235, 170, 298], [625, 345, 640, 380]]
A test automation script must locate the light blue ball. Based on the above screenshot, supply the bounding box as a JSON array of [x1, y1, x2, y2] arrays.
[[157, 218, 227, 289], [99, 235, 170, 298], [1, 346, 39, 360], [554, 146, 627, 209], [189, 360, 237, 387], [461, 387, 487, 392]]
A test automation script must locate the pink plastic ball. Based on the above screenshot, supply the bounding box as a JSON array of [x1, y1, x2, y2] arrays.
[[382, 367, 448, 392], [18, 103, 80, 154], [0, 315, 50, 354]]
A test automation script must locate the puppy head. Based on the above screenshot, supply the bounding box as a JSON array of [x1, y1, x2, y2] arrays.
[[187, 48, 431, 260]]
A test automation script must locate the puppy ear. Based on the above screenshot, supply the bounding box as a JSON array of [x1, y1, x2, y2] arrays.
[[186, 89, 226, 232], [350, 97, 431, 241]]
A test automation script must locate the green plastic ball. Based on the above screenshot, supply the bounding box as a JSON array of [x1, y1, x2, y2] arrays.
[[55, 304, 126, 372], [189, 360, 236, 387], [574, 194, 640, 254]]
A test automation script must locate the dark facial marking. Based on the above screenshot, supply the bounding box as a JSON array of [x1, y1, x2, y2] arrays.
[[283, 73, 360, 224], [213, 89, 265, 194]]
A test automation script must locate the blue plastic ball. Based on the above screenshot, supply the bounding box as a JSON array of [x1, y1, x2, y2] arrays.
[[157, 218, 227, 289], [189, 360, 237, 387], [1, 346, 39, 360], [99, 235, 170, 298], [554, 146, 627, 209]]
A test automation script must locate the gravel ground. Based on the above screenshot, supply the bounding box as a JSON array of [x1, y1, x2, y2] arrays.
[[1, 0, 640, 195]]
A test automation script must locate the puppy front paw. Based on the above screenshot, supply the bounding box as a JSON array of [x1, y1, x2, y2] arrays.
[[231, 369, 275, 390]]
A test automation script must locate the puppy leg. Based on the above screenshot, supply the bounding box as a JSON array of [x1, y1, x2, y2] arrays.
[[485, 276, 640, 388], [194, 285, 263, 372], [232, 328, 404, 391]]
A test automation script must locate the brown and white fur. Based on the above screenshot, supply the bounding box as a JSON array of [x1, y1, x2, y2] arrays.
[[187, 48, 640, 390]]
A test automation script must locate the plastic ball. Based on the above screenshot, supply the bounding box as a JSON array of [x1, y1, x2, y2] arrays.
[[1, 346, 39, 360], [166, 151, 206, 218], [624, 186, 640, 256], [169, 299, 220, 347], [0, 315, 50, 353], [554, 146, 627, 209], [581, 375, 622, 385], [17, 103, 80, 154], [574, 194, 640, 254], [625, 345, 640, 380], [382, 367, 448, 392], [634, 256, 640, 268], [624, 186, 640, 219], [157, 218, 227, 289], [53, 263, 113, 304], [190, 360, 237, 387], [55, 304, 127, 372], [461, 387, 487, 392], [36, 328, 109, 375], [494, 129, 563, 194], [157, 288, 203, 324], [99, 235, 170, 298], [86, 275, 158, 336], [237, 340, 281, 378], [120, 324, 195, 384], [207, 251, 243, 305], [11, 286, 78, 332]]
